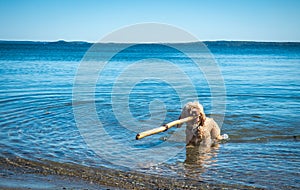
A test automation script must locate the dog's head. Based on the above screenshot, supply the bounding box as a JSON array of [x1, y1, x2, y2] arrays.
[[185, 101, 206, 126]]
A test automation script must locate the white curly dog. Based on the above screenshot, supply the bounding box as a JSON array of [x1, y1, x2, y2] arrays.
[[177, 101, 228, 147]]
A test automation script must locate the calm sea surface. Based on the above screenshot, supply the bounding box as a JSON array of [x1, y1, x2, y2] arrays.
[[0, 41, 299, 189]]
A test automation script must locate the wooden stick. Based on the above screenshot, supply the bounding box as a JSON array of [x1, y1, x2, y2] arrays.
[[136, 116, 197, 140]]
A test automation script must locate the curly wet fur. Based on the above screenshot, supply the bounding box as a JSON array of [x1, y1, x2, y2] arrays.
[[178, 101, 224, 147]]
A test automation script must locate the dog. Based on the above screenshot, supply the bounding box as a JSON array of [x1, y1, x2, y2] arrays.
[[177, 101, 227, 147]]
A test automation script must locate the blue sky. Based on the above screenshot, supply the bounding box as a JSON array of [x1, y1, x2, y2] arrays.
[[0, 0, 299, 42]]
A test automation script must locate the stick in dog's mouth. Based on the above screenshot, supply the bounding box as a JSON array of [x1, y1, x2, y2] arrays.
[[135, 116, 198, 140]]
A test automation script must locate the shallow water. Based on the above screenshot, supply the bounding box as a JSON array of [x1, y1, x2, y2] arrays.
[[0, 41, 299, 189]]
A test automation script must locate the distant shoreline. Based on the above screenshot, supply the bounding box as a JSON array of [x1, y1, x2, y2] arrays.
[[1, 40, 300, 46]]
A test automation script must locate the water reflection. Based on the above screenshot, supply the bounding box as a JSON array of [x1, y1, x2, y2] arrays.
[[184, 144, 219, 178]]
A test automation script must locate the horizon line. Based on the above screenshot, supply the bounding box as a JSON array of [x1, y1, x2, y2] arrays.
[[1, 39, 300, 44]]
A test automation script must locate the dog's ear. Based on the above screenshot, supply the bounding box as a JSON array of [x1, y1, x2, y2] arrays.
[[195, 102, 206, 126], [199, 112, 206, 126]]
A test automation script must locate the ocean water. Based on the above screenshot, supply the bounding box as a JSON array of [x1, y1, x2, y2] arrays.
[[0, 41, 299, 189]]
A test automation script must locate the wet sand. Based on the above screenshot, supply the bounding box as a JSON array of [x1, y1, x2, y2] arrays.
[[0, 169, 113, 190], [0, 157, 262, 190]]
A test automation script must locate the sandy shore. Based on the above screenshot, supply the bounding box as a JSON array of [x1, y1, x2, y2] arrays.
[[0, 169, 115, 190], [0, 157, 263, 190]]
